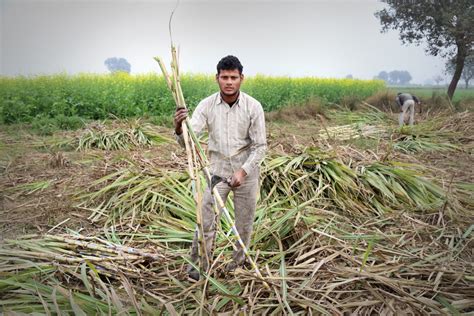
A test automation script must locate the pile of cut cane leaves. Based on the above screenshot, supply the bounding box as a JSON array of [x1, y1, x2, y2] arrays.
[[2, 145, 472, 314], [75, 119, 170, 151], [1, 109, 473, 314]]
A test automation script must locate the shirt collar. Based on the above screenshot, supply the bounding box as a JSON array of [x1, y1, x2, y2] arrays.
[[217, 91, 241, 107]]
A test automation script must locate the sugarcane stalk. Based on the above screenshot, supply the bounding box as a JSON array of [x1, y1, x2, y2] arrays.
[[46, 235, 164, 261], [170, 49, 208, 272], [0, 249, 139, 264], [155, 50, 208, 274], [191, 135, 209, 267]]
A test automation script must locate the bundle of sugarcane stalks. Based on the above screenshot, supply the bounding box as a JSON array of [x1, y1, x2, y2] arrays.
[[317, 123, 386, 141]]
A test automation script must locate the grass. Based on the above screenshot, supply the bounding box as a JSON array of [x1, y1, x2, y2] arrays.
[[387, 86, 474, 102], [369, 88, 474, 112], [31, 115, 85, 135], [265, 97, 327, 122]]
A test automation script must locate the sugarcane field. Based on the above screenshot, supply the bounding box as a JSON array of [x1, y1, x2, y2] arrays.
[[1, 1, 473, 315]]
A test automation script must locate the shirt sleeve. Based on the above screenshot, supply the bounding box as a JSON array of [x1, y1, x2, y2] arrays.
[[175, 101, 208, 147], [241, 104, 267, 176], [395, 96, 401, 107]]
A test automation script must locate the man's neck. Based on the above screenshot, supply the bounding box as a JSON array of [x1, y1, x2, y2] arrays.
[[221, 91, 240, 106]]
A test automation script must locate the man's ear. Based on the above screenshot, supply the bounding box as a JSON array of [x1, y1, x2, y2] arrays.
[[215, 73, 219, 82], [240, 74, 244, 81]]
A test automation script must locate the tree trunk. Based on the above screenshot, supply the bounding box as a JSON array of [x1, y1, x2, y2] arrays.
[[447, 45, 466, 100], [465, 79, 469, 89]]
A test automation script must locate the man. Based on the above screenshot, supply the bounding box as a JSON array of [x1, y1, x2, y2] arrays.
[[396, 92, 421, 127], [174, 55, 267, 281]]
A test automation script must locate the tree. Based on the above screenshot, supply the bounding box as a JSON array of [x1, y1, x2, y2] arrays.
[[387, 70, 397, 84], [375, 70, 389, 82], [104, 57, 131, 73], [387, 70, 412, 85], [433, 75, 444, 86], [397, 70, 412, 85], [345, 74, 353, 79], [375, 1, 473, 100], [446, 54, 474, 88]]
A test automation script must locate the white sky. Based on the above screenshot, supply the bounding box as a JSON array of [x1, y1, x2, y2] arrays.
[[0, 0, 448, 83]]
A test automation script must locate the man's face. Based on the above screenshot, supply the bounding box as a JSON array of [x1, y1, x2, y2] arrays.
[[216, 69, 243, 97]]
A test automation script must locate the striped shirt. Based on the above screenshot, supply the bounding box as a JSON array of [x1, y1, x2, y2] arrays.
[[176, 91, 267, 178]]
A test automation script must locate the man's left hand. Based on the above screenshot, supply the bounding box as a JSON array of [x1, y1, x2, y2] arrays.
[[229, 169, 247, 188]]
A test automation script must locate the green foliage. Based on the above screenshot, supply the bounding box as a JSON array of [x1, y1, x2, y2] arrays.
[[76, 120, 170, 151], [394, 135, 459, 153], [327, 103, 391, 126], [244, 75, 385, 111], [31, 117, 60, 136], [393, 119, 461, 154], [55, 114, 85, 130], [0, 74, 385, 123], [265, 98, 327, 122], [79, 147, 448, 228], [375, 1, 472, 59], [149, 114, 174, 127], [31, 115, 85, 135]]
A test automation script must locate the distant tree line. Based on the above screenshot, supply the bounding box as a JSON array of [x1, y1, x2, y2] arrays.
[[374, 70, 412, 85]]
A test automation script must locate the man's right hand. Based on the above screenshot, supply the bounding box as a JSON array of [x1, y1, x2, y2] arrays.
[[174, 107, 188, 135]]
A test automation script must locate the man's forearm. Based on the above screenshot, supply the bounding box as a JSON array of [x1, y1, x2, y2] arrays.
[[241, 144, 266, 176]]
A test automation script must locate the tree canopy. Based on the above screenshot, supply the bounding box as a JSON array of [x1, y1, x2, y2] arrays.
[[375, 70, 412, 85], [104, 57, 131, 74]]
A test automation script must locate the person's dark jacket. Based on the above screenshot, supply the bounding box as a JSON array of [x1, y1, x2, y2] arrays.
[[396, 93, 420, 107]]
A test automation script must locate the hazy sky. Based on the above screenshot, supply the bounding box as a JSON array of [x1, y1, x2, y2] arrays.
[[1, 0, 448, 83]]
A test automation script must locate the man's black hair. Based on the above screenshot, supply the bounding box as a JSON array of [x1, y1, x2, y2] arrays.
[[217, 55, 243, 74]]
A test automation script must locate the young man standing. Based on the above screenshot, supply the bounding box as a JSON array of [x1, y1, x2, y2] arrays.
[[396, 92, 421, 127], [174, 55, 267, 280]]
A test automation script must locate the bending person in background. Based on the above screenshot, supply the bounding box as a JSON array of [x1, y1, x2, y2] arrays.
[[396, 92, 421, 127], [174, 55, 267, 281]]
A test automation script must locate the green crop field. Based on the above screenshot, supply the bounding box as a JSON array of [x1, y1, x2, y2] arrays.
[[387, 86, 474, 101], [0, 73, 385, 123]]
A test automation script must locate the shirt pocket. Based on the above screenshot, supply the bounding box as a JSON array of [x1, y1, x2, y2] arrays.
[[236, 111, 251, 140]]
